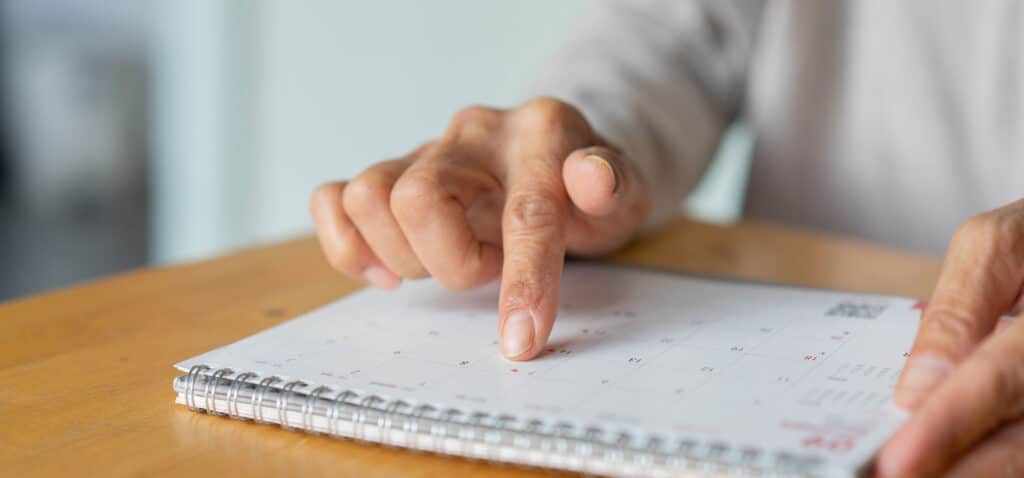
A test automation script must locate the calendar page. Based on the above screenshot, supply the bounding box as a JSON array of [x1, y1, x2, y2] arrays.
[[176, 262, 921, 474]]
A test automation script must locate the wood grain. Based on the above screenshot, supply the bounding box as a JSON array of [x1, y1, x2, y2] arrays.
[[0, 218, 942, 477]]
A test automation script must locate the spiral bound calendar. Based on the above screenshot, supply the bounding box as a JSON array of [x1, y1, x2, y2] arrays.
[[173, 263, 920, 477]]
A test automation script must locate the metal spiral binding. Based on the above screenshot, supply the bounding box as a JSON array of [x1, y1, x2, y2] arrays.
[[517, 418, 543, 450], [354, 395, 381, 439], [436, 408, 462, 447], [181, 364, 823, 476], [252, 376, 281, 423], [331, 390, 356, 437], [638, 435, 664, 468], [279, 380, 308, 430], [578, 426, 603, 457], [184, 365, 210, 411], [304, 386, 331, 433], [407, 403, 436, 444], [465, 411, 488, 443], [491, 414, 515, 447], [553, 421, 575, 455], [228, 372, 257, 418], [203, 368, 233, 416], [381, 400, 408, 444]]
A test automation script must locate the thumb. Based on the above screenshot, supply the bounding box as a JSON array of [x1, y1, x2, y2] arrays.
[[894, 209, 1024, 410], [562, 145, 652, 255]]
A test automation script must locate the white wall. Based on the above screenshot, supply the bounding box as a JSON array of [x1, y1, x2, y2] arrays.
[[152, 1, 749, 264], [151, 0, 255, 263], [250, 0, 598, 243], [153, 0, 589, 262]]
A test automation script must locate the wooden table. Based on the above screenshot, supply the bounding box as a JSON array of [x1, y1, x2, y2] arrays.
[[0, 219, 942, 477]]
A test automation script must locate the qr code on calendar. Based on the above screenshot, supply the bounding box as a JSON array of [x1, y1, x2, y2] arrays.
[[826, 301, 886, 319]]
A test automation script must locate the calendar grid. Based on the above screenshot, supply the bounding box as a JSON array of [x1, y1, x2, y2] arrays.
[[175, 262, 920, 477]]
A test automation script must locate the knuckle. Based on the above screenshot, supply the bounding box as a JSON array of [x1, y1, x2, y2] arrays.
[[390, 172, 441, 219], [923, 305, 982, 353], [500, 277, 538, 312], [438, 242, 497, 292], [516, 97, 587, 132], [952, 210, 1024, 264], [446, 105, 500, 142], [499, 271, 555, 313], [955, 213, 1006, 248], [343, 170, 392, 216], [505, 191, 565, 231], [451, 105, 498, 126], [309, 182, 342, 216]]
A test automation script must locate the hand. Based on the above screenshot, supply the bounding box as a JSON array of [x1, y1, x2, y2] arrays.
[[309, 98, 652, 360], [878, 199, 1024, 477]]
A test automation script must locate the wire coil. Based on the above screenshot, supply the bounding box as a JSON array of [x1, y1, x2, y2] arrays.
[[180, 365, 824, 476]]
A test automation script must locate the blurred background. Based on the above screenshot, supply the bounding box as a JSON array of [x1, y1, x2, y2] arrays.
[[0, 0, 750, 301]]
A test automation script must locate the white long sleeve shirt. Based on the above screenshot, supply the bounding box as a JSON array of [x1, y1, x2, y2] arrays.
[[535, 0, 1023, 255]]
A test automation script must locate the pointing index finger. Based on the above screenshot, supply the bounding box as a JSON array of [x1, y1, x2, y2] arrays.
[[497, 102, 590, 360], [498, 159, 569, 361]]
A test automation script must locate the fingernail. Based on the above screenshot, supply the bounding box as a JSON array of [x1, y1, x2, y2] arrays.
[[363, 266, 400, 290], [895, 355, 953, 410], [585, 154, 617, 193], [501, 311, 535, 358]]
